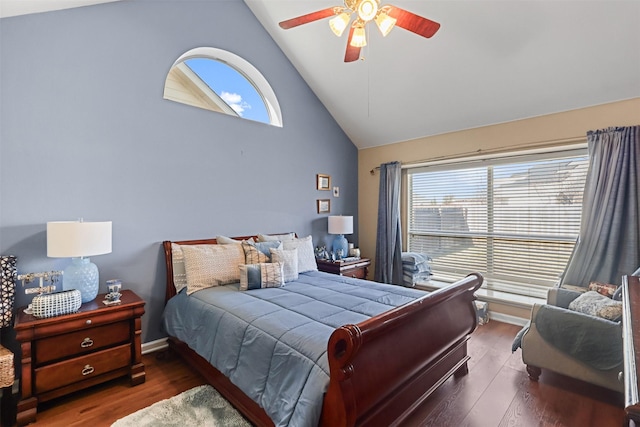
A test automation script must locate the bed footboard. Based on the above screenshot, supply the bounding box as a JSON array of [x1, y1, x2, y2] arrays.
[[321, 273, 483, 427]]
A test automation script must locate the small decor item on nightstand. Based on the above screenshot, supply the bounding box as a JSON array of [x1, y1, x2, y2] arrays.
[[104, 279, 123, 306], [30, 289, 82, 319]]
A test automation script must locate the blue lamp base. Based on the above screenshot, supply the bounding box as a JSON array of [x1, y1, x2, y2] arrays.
[[63, 257, 99, 303], [332, 234, 349, 260]]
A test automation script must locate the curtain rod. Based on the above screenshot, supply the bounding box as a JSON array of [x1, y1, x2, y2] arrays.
[[369, 135, 587, 175]]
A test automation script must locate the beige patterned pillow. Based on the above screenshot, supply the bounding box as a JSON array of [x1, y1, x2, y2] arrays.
[[270, 248, 298, 282], [242, 242, 269, 264], [171, 243, 188, 294], [282, 235, 317, 273], [181, 244, 244, 294]]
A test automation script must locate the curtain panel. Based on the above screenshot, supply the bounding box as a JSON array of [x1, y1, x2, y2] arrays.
[[562, 125, 640, 286], [374, 161, 403, 285]]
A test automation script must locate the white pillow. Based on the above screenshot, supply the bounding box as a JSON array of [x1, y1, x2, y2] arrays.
[[257, 233, 296, 242], [282, 235, 317, 273], [181, 244, 244, 294], [270, 248, 299, 282], [216, 235, 254, 245]]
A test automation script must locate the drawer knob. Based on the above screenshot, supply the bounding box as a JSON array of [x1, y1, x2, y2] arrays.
[[80, 338, 94, 348], [82, 365, 95, 376], [86, 319, 92, 325]]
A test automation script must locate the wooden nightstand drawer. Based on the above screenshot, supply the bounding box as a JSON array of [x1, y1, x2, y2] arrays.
[[36, 321, 130, 364], [317, 258, 371, 279], [346, 266, 367, 279], [31, 309, 136, 339], [35, 344, 131, 394]]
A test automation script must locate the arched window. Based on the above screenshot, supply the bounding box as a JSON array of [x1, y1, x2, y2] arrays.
[[163, 47, 282, 127]]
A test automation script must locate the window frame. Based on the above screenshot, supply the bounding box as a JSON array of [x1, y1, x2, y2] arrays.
[[165, 47, 283, 127], [404, 144, 588, 299]]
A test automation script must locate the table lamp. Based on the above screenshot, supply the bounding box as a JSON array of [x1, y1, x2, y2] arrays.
[[47, 220, 112, 303], [328, 215, 353, 259]]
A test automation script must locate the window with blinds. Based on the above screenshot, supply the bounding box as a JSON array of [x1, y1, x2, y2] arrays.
[[407, 148, 588, 299]]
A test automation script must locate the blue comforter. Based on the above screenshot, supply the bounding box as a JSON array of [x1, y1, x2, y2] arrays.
[[161, 270, 426, 427]]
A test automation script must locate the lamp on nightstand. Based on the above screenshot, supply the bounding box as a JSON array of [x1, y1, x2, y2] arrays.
[[47, 220, 112, 303], [328, 215, 353, 259]]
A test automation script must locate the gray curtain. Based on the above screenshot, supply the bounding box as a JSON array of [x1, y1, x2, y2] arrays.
[[562, 125, 640, 286], [374, 161, 403, 285]]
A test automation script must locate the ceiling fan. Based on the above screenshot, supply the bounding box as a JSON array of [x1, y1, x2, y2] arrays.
[[278, 0, 441, 62]]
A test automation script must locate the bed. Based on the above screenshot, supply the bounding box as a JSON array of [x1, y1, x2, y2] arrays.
[[161, 235, 483, 427]]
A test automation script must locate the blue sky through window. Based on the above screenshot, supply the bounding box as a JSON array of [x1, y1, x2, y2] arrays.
[[185, 58, 270, 124]]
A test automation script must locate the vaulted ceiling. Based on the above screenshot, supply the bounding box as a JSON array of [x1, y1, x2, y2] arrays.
[[3, 0, 639, 149]]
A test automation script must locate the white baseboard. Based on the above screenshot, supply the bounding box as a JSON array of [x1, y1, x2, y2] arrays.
[[142, 337, 168, 355], [489, 311, 529, 326]]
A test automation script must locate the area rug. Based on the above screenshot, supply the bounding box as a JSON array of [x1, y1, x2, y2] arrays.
[[111, 384, 252, 427]]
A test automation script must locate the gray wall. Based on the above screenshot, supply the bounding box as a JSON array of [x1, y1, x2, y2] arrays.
[[0, 1, 358, 344]]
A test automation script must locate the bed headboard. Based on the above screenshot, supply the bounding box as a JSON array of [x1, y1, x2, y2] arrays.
[[162, 233, 294, 304]]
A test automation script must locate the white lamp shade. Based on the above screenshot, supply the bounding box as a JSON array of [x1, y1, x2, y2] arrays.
[[328, 216, 353, 235], [47, 221, 112, 258]]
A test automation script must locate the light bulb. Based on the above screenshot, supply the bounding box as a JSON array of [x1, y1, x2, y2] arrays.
[[329, 12, 351, 37], [350, 25, 367, 47], [375, 11, 396, 37]]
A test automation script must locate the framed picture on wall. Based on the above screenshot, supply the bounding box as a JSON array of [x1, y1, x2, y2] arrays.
[[317, 174, 331, 191], [317, 199, 330, 214]]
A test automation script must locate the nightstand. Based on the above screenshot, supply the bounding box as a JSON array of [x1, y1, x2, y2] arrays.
[[14, 289, 145, 425], [316, 258, 371, 279]]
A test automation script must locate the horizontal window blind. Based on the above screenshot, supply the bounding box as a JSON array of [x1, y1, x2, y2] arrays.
[[407, 148, 588, 298]]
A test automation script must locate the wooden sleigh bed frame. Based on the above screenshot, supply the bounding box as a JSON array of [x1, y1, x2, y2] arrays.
[[162, 236, 483, 427]]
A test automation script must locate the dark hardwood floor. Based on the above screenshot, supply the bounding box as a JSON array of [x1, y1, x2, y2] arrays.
[[2, 320, 626, 426]]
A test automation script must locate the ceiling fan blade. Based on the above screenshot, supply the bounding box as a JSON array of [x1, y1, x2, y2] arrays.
[[344, 26, 361, 62], [386, 5, 441, 38], [279, 7, 338, 29]]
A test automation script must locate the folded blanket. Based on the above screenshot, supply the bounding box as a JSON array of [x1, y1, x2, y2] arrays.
[[401, 252, 431, 265], [403, 262, 431, 274]]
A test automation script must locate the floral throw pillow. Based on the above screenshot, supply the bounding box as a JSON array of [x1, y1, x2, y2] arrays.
[[588, 281, 618, 298], [568, 291, 622, 322]]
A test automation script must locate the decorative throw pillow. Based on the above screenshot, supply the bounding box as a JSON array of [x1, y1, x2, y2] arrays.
[[257, 232, 296, 242], [181, 244, 245, 294], [238, 262, 284, 291], [568, 291, 623, 321], [270, 248, 299, 282], [588, 281, 618, 298], [242, 242, 268, 264], [171, 243, 188, 294], [242, 241, 282, 264], [282, 235, 317, 273]]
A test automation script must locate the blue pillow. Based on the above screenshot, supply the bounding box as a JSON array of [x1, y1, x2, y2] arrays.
[[253, 241, 282, 259]]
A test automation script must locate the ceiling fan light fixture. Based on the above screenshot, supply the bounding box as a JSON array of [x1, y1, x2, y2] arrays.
[[350, 24, 367, 47], [329, 12, 351, 37], [375, 11, 396, 37], [357, 0, 378, 22]]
